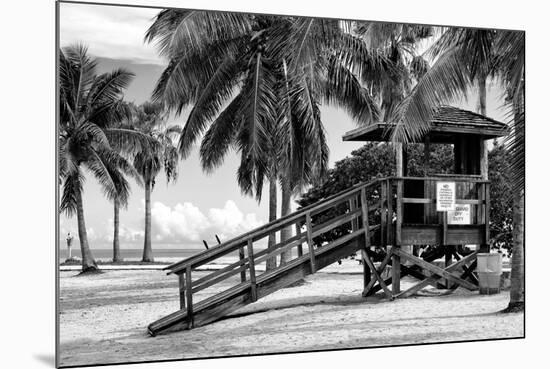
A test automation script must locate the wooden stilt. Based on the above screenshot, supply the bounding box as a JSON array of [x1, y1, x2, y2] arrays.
[[178, 273, 186, 310]]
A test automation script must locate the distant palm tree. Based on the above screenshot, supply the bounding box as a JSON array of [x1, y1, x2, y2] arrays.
[[145, 11, 381, 268], [130, 102, 181, 262], [59, 45, 144, 272]]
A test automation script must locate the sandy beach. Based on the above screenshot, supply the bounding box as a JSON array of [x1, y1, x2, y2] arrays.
[[58, 260, 523, 367]]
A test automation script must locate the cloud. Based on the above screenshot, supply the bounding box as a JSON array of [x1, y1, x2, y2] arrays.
[[149, 200, 264, 245], [59, 2, 165, 65]]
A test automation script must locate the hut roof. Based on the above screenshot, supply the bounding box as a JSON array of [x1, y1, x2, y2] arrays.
[[342, 106, 510, 144]]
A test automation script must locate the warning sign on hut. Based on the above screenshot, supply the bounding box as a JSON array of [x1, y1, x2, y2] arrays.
[[448, 204, 471, 225], [436, 181, 456, 211]]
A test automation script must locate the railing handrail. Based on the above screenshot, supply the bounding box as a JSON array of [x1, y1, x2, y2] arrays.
[[165, 177, 387, 274], [165, 174, 487, 274]]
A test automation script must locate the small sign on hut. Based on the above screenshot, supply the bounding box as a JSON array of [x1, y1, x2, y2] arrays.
[[436, 181, 456, 211], [448, 204, 471, 225]]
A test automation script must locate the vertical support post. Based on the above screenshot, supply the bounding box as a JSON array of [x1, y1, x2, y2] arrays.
[[238, 245, 246, 283], [305, 212, 317, 273], [480, 138, 488, 180], [349, 197, 359, 232], [392, 179, 403, 294], [476, 183, 484, 225], [185, 266, 194, 329], [360, 188, 372, 292], [380, 181, 387, 247], [386, 180, 393, 246], [395, 142, 404, 177], [442, 210, 448, 246], [445, 244, 453, 288], [295, 223, 303, 257], [484, 182, 491, 251], [247, 239, 257, 302], [178, 273, 186, 310]]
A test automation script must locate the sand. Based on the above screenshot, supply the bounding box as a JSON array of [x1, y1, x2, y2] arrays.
[[58, 260, 523, 367]]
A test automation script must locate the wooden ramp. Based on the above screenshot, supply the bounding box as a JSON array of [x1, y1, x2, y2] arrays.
[[148, 176, 486, 336]]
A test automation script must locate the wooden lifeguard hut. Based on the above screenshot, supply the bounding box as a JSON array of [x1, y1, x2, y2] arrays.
[[147, 105, 509, 336], [342, 105, 510, 295]]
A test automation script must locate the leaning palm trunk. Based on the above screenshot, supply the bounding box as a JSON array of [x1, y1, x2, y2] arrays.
[[113, 198, 122, 262], [142, 180, 154, 262], [507, 190, 525, 311], [266, 178, 278, 270], [76, 189, 98, 271], [279, 179, 293, 266]]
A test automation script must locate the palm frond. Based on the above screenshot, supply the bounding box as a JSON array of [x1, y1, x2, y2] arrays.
[[178, 54, 242, 158], [60, 170, 85, 216], [392, 47, 470, 142], [145, 9, 253, 58]]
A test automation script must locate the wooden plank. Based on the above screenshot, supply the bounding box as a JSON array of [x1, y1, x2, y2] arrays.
[[238, 246, 246, 283], [312, 208, 361, 238], [393, 248, 478, 290], [396, 252, 478, 298], [192, 263, 249, 294], [178, 273, 186, 310], [402, 198, 433, 204], [306, 212, 317, 273], [185, 266, 194, 329], [255, 235, 307, 265], [247, 239, 257, 302], [361, 248, 393, 299], [349, 198, 358, 232], [362, 249, 393, 296], [295, 223, 303, 257]]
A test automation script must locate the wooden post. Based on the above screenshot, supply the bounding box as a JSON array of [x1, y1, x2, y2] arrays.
[[380, 181, 387, 247], [483, 182, 491, 252], [295, 223, 304, 257], [392, 179, 403, 294], [445, 245, 453, 288], [386, 180, 393, 246], [360, 188, 372, 293], [178, 273, 186, 310], [480, 139, 488, 180], [305, 212, 317, 273], [238, 246, 246, 283], [185, 266, 194, 328], [247, 239, 257, 302], [396, 142, 404, 177]]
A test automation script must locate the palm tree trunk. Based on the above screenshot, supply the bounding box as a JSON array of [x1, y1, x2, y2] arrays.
[[266, 178, 278, 270], [279, 179, 292, 266], [142, 180, 154, 262], [113, 198, 122, 262], [507, 190, 524, 311], [478, 76, 489, 180], [75, 189, 98, 272]]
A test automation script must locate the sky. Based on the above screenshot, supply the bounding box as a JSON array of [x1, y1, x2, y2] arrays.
[[58, 1, 508, 251]]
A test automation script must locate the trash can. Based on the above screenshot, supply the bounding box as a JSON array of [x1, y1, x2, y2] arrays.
[[476, 253, 502, 295]]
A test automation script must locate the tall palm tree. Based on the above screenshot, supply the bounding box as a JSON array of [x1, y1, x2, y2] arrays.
[[145, 11, 381, 269], [427, 28, 498, 178], [131, 102, 181, 262], [59, 44, 144, 272]]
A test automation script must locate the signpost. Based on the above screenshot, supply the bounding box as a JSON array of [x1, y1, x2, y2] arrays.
[[436, 182, 456, 211]]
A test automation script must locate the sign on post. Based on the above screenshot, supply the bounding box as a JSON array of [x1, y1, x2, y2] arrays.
[[436, 181, 455, 212], [448, 204, 471, 225]]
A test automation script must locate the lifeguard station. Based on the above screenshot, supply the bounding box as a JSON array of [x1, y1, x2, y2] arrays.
[[148, 106, 509, 336]]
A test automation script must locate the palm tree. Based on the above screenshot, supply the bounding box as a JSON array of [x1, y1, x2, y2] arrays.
[[145, 11, 381, 269], [427, 28, 498, 179], [59, 44, 144, 272], [130, 102, 181, 262]]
